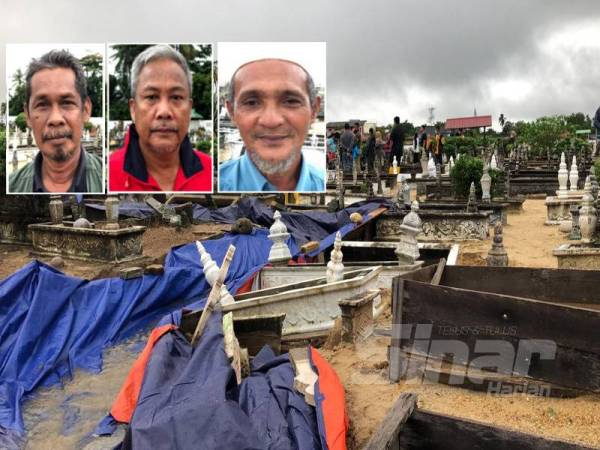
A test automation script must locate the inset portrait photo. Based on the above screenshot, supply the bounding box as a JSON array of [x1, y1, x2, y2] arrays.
[[218, 42, 326, 193], [107, 43, 213, 193], [6, 44, 105, 194]]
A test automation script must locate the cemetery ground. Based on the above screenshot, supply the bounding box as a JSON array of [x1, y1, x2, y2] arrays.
[[4, 197, 599, 449], [457, 198, 566, 268]]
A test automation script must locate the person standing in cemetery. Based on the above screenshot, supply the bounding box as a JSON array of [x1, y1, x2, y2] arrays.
[[352, 123, 362, 177], [389, 116, 404, 165], [365, 127, 376, 173], [375, 130, 385, 174], [414, 125, 427, 164], [339, 122, 355, 172], [326, 131, 338, 170], [432, 124, 444, 165], [9, 50, 103, 193], [109, 45, 213, 192], [219, 58, 324, 191], [594, 106, 600, 155]]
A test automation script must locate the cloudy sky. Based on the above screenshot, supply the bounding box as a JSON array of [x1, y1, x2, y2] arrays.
[[2, 0, 599, 130]]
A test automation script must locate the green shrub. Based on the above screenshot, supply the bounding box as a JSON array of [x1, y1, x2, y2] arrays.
[[450, 155, 483, 198], [594, 160, 600, 181], [14, 113, 27, 132], [196, 139, 212, 153]]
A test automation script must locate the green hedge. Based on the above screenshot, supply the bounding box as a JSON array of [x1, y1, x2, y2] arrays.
[[450, 155, 502, 199]]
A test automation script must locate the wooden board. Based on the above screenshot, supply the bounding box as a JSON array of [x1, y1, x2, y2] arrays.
[[393, 277, 600, 392], [441, 266, 600, 306], [399, 409, 594, 450], [362, 393, 417, 450]]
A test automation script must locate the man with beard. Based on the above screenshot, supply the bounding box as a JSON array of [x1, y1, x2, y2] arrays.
[[109, 45, 213, 192], [219, 58, 324, 192], [9, 50, 103, 193]]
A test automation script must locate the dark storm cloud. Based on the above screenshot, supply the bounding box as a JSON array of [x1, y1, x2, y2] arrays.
[[2, 0, 599, 125]]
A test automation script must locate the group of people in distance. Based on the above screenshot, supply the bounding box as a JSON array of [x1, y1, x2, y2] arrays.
[[9, 45, 324, 194], [326, 118, 446, 176]]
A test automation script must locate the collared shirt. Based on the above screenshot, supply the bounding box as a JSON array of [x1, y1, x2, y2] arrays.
[[33, 147, 87, 192], [339, 130, 355, 151], [109, 124, 213, 192], [219, 152, 325, 192]]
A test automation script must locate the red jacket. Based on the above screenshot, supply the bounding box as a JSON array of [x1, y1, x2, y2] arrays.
[[109, 125, 213, 192]]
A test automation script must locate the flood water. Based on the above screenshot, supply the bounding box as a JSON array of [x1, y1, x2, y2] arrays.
[[21, 332, 150, 450]]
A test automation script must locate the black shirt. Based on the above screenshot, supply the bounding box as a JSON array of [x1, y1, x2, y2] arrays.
[[33, 147, 88, 193], [390, 124, 404, 153]]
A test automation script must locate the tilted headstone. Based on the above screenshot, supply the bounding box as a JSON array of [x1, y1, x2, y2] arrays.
[[427, 154, 436, 178], [268, 211, 292, 265], [480, 164, 492, 203], [326, 231, 344, 283], [466, 182, 478, 213], [395, 201, 422, 264], [196, 241, 235, 305]]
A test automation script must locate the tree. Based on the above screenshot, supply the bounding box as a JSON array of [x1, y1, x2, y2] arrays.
[[79, 53, 103, 117], [9, 69, 26, 116], [14, 113, 27, 132], [498, 113, 505, 131], [564, 112, 592, 130]]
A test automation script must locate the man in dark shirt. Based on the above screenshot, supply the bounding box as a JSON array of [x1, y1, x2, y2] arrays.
[[339, 122, 355, 171], [389, 116, 404, 165], [9, 49, 103, 193], [594, 106, 600, 155], [365, 128, 376, 172]]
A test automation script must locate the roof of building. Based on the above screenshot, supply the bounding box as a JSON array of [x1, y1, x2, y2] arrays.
[[445, 115, 492, 130]]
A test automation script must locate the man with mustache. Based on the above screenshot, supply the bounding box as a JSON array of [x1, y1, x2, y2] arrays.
[[219, 59, 324, 192], [109, 45, 213, 192], [9, 50, 103, 193]]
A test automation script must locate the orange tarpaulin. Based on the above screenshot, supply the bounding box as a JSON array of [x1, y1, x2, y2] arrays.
[[110, 324, 177, 423]]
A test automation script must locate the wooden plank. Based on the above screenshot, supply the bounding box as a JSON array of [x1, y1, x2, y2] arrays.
[[390, 266, 438, 381], [389, 277, 406, 382], [396, 350, 582, 398], [362, 393, 417, 450], [397, 280, 600, 392], [430, 258, 446, 286], [442, 266, 600, 306], [399, 409, 595, 450]]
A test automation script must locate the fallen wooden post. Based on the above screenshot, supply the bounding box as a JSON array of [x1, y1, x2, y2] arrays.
[[430, 257, 446, 285], [362, 393, 417, 450], [191, 244, 236, 346]]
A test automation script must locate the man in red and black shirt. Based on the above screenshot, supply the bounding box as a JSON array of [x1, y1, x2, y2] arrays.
[[109, 45, 212, 192]]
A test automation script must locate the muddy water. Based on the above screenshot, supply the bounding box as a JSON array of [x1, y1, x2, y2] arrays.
[[22, 332, 149, 450]]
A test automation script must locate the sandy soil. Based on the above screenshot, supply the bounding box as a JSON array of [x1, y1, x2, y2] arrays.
[[321, 335, 600, 449], [457, 199, 569, 267], [320, 292, 600, 449]]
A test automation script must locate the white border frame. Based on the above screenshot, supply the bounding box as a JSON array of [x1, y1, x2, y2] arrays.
[[106, 42, 214, 195], [216, 41, 327, 195], [5, 43, 107, 195]]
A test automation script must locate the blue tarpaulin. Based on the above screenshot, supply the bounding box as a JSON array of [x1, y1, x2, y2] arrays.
[[0, 199, 388, 447], [87, 197, 391, 246], [116, 313, 320, 450]]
